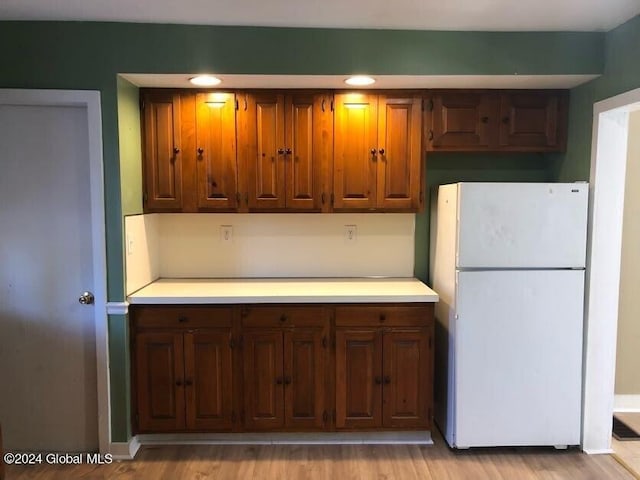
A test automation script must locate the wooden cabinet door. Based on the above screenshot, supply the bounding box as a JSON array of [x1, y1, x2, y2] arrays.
[[382, 329, 431, 428], [142, 93, 183, 211], [377, 95, 422, 210], [333, 93, 378, 210], [243, 330, 285, 430], [240, 93, 286, 210], [195, 93, 238, 210], [284, 94, 327, 211], [335, 329, 382, 429], [283, 328, 327, 429], [427, 92, 495, 151], [135, 332, 185, 432], [498, 91, 566, 150], [184, 330, 234, 431]]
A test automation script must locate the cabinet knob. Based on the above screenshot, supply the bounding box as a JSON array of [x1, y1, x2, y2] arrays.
[[284, 376, 291, 385], [280, 314, 287, 323], [374, 376, 382, 385], [379, 314, 386, 323], [197, 147, 204, 155], [176, 380, 183, 387], [174, 147, 180, 154], [480, 116, 489, 124], [277, 148, 285, 155], [383, 376, 391, 385], [185, 379, 193, 386], [276, 377, 283, 385], [178, 316, 188, 323], [285, 148, 292, 155], [502, 116, 510, 124], [378, 148, 385, 155], [370, 148, 377, 156]]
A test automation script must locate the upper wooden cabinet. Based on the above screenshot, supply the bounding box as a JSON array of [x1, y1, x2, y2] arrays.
[[142, 92, 183, 211], [237, 92, 332, 212], [195, 92, 239, 211], [424, 90, 568, 152], [333, 93, 423, 211]]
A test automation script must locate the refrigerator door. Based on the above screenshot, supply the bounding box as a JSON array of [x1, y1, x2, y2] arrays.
[[453, 269, 584, 448], [456, 183, 588, 269]]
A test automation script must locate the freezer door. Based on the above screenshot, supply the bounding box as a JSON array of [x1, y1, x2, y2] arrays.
[[453, 270, 584, 448], [457, 183, 588, 268]]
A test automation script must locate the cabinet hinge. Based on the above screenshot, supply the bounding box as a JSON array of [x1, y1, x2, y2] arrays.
[[428, 130, 434, 141], [321, 192, 326, 205], [330, 193, 335, 206], [330, 100, 334, 112], [142, 192, 148, 204], [322, 336, 328, 349], [140, 99, 145, 111], [428, 99, 434, 112], [235, 99, 239, 111]]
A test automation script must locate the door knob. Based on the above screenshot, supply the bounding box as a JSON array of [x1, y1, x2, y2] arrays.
[[78, 291, 94, 305]]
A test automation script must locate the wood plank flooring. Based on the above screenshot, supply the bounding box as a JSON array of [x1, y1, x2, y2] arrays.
[[613, 413, 640, 478], [4, 429, 634, 480]]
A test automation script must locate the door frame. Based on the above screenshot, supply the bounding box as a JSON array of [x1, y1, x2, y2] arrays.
[[0, 89, 109, 453], [583, 86, 640, 453]]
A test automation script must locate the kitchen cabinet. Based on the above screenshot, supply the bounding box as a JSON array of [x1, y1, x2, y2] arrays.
[[241, 306, 330, 430], [334, 305, 433, 429], [194, 92, 239, 211], [236, 92, 332, 211], [132, 306, 236, 433], [333, 93, 423, 211], [424, 90, 568, 152], [141, 92, 183, 211]]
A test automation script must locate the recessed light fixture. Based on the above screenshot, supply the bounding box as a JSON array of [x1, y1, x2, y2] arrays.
[[344, 75, 376, 86], [189, 75, 222, 87]]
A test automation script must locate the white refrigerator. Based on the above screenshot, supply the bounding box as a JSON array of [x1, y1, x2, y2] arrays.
[[430, 182, 588, 449]]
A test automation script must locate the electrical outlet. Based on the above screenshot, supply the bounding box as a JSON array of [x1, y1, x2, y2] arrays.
[[344, 225, 357, 244], [220, 225, 233, 243]]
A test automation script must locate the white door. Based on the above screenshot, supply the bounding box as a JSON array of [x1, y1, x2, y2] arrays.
[[454, 269, 584, 447], [0, 94, 106, 452], [456, 182, 589, 268]]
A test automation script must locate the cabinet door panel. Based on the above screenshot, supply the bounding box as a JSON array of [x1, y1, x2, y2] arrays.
[[284, 328, 327, 429], [285, 94, 325, 210], [136, 332, 185, 432], [243, 330, 284, 430], [184, 330, 234, 431], [333, 94, 378, 210], [428, 93, 495, 150], [243, 93, 286, 210], [383, 329, 431, 428], [377, 96, 422, 210], [143, 93, 182, 210], [335, 329, 382, 429], [498, 92, 564, 150], [195, 93, 238, 210]]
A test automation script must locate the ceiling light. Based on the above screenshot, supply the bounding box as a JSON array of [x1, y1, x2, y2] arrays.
[[189, 75, 222, 86], [344, 75, 375, 86]]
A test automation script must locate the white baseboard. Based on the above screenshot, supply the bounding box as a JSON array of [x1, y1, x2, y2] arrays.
[[135, 431, 433, 446], [583, 448, 614, 455], [614, 394, 640, 412], [110, 436, 141, 460]]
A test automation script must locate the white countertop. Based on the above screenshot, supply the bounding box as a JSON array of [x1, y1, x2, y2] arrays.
[[127, 278, 439, 304]]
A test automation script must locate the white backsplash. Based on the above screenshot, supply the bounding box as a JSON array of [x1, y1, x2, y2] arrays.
[[124, 214, 160, 294], [125, 213, 415, 294]]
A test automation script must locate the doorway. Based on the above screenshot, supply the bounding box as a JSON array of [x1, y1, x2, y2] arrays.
[[0, 90, 108, 452]]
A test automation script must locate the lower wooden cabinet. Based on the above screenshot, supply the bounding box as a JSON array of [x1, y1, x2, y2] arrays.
[[335, 306, 434, 430], [131, 303, 433, 434]]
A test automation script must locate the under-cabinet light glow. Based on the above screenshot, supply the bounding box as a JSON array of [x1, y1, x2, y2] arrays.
[[345, 75, 376, 86]]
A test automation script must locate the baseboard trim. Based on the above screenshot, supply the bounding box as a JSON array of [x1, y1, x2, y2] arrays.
[[106, 302, 129, 315], [110, 436, 140, 460], [614, 394, 640, 412], [136, 431, 433, 446], [583, 448, 614, 455]]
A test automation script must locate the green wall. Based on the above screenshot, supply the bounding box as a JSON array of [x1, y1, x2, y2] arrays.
[[0, 20, 615, 443]]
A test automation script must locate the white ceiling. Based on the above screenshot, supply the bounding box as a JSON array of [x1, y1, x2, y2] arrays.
[[1, 0, 639, 32]]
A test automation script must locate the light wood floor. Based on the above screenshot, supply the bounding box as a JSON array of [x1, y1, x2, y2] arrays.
[[4, 429, 634, 480], [613, 413, 640, 478]]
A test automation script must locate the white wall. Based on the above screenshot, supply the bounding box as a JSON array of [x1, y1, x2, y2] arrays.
[[125, 213, 415, 294], [615, 109, 640, 404]]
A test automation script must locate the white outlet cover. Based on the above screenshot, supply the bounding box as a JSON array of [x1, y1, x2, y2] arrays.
[[344, 225, 357, 243], [220, 225, 233, 243]]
